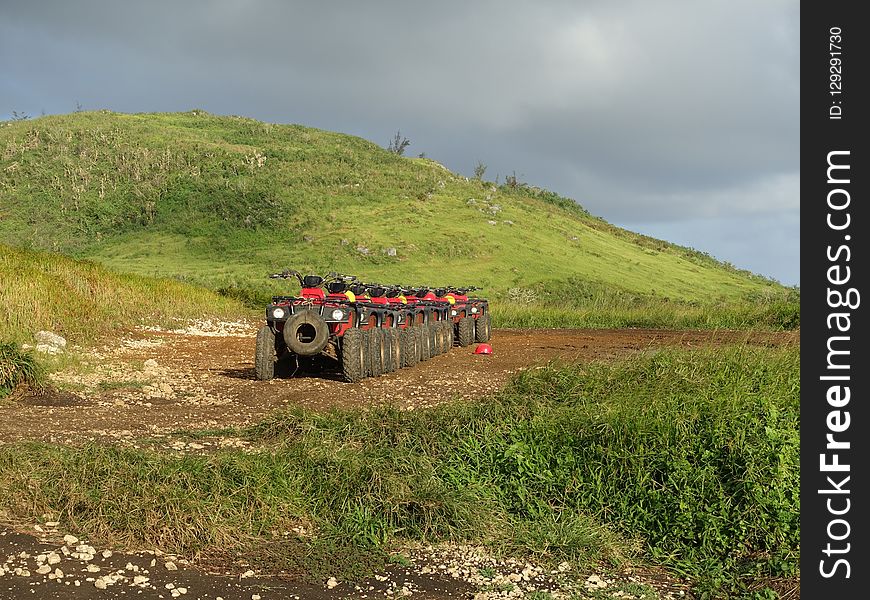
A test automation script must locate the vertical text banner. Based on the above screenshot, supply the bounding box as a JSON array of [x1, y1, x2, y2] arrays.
[[802, 1, 868, 595]]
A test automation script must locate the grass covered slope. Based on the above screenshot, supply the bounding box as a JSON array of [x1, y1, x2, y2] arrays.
[[1, 111, 784, 304], [0, 345, 799, 597], [0, 243, 244, 344]]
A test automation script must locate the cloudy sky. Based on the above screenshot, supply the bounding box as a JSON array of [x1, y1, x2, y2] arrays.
[[1, 0, 800, 285]]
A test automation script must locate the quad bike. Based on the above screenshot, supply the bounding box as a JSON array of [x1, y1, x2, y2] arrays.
[[448, 286, 491, 344], [394, 285, 452, 360], [256, 271, 402, 383], [422, 286, 491, 347], [255, 270, 491, 384]]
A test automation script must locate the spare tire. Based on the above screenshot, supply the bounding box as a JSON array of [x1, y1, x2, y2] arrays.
[[282, 310, 330, 356]]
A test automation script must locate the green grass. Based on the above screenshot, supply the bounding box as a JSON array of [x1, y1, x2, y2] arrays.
[[0, 342, 43, 400], [0, 242, 247, 344], [1, 110, 787, 306], [490, 283, 799, 330], [0, 345, 799, 597]]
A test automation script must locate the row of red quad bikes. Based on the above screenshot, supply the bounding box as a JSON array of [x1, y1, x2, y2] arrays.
[[255, 271, 492, 382]]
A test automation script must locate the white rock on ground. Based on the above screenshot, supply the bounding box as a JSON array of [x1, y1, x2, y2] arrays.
[[35, 331, 67, 354]]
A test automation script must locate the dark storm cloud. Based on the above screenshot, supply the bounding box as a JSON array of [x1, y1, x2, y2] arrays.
[[0, 0, 799, 283]]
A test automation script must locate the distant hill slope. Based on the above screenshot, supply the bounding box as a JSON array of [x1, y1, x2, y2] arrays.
[[1, 111, 781, 302]]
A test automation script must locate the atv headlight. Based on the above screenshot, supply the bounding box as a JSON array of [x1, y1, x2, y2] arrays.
[[272, 307, 285, 319], [331, 309, 345, 320], [451, 310, 458, 316], [471, 307, 479, 314]]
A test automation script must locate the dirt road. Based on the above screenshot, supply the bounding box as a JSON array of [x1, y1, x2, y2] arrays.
[[0, 323, 798, 445]]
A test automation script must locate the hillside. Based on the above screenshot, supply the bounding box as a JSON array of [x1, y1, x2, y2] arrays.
[[1, 110, 782, 303], [0, 243, 243, 343]]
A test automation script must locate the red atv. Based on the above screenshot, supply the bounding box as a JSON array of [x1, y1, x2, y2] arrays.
[[444, 286, 491, 346], [350, 282, 406, 378], [256, 271, 403, 383], [255, 272, 491, 384], [398, 286, 453, 360]]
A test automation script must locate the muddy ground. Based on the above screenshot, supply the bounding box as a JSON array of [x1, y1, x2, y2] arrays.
[[1, 323, 797, 445]]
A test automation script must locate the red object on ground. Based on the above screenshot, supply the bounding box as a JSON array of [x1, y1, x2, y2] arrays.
[[474, 343, 493, 355]]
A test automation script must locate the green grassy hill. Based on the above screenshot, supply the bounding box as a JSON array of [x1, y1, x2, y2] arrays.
[[1, 111, 784, 306]]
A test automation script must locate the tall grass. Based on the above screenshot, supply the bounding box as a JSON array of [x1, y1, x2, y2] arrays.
[[0, 243, 247, 343], [491, 298, 799, 331], [0, 345, 798, 596], [490, 278, 799, 330], [0, 342, 42, 398]]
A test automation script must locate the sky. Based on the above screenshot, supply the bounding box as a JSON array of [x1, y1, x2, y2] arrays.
[[0, 0, 800, 285]]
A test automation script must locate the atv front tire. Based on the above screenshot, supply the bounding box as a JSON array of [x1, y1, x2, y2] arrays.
[[341, 329, 366, 383], [474, 313, 492, 343], [399, 328, 413, 367], [439, 321, 451, 352], [367, 328, 385, 377], [428, 322, 439, 357], [418, 324, 431, 361], [457, 316, 474, 347], [383, 329, 399, 373], [405, 327, 420, 367], [255, 325, 276, 381]]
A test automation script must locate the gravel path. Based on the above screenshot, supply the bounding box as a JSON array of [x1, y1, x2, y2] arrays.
[[1, 526, 695, 600]]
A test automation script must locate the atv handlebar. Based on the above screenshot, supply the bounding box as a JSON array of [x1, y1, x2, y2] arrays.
[[269, 270, 357, 287], [269, 269, 304, 285], [268, 271, 481, 295]]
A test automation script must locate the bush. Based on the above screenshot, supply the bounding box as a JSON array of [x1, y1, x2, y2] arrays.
[[0, 342, 42, 398], [495, 346, 800, 596]]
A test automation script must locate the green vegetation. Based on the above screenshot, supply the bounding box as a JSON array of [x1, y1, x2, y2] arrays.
[[0, 243, 245, 344], [0, 345, 799, 597], [0, 342, 42, 399], [1, 110, 786, 308], [492, 280, 799, 330]]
